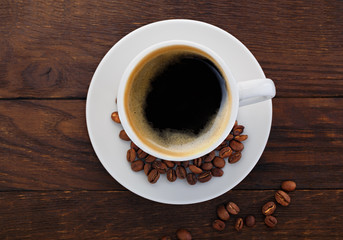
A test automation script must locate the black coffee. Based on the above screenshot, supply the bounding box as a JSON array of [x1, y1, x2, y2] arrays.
[[144, 54, 223, 135], [124, 45, 230, 156]]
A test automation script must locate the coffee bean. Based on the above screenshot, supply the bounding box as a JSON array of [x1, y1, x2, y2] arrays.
[[148, 169, 160, 183], [167, 168, 177, 182], [111, 111, 121, 123], [119, 130, 130, 141], [189, 165, 203, 174], [275, 190, 291, 206], [234, 134, 248, 142], [217, 204, 230, 221], [176, 166, 187, 179], [281, 180, 296, 192], [145, 155, 157, 163], [265, 215, 277, 228], [219, 146, 232, 158], [152, 161, 168, 174], [163, 160, 175, 168], [198, 171, 212, 183], [215, 141, 227, 151], [235, 217, 243, 232], [234, 120, 238, 127], [176, 228, 192, 240], [137, 149, 148, 158], [245, 215, 256, 227], [262, 201, 276, 216], [131, 160, 144, 172], [211, 167, 224, 177], [213, 156, 225, 168], [225, 133, 234, 141], [226, 202, 240, 215], [229, 140, 244, 152], [228, 152, 242, 164], [233, 125, 244, 136], [203, 151, 215, 162], [130, 141, 139, 151], [186, 173, 197, 185], [144, 162, 151, 176], [212, 219, 225, 231], [182, 161, 190, 168], [126, 148, 136, 162], [160, 236, 171, 240], [201, 162, 213, 171], [193, 157, 203, 167]]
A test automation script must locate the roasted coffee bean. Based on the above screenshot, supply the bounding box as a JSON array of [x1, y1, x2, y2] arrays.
[[148, 169, 160, 183], [131, 160, 144, 172], [228, 152, 242, 164], [119, 130, 130, 141], [193, 157, 203, 167], [182, 161, 190, 168], [281, 180, 296, 192], [211, 167, 224, 177], [175, 161, 181, 165], [226, 202, 240, 215], [275, 190, 291, 206], [234, 134, 248, 142], [167, 168, 177, 182], [262, 201, 276, 216], [233, 125, 244, 136], [160, 236, 171, 240], [203, 151, 215, 162], [219, 146, 232, 158], [130, 141, 139, 151], [111, 111, 121, 123], [189, 165, 203, 174], [265, 215, 277, 228], [126, 148, 136, 162], [152, 161, 168, 174], [225, 133, 234, 141], [176, 166, 187, 179], [235, 218, 243, 232], [213, 156, 225, 168], [217, 204, 230, 221], [145, 155, 157, 163], [137, 149, 148, 158], [163, 160, 175, 168], [201, 162, 213, 171], [144, 162, 151, 175], [212, 219, 225, 231], [198, 171, 212, 183], [186, 173, 197, 185], [234, 120, 238, 127], [176, 228, 192, 240], [245, 215, 256, 227], [215, 141, 227, 151], [229, 140, 244, 152]]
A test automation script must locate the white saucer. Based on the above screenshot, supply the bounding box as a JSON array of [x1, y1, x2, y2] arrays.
[[86, 19, 273, 205]]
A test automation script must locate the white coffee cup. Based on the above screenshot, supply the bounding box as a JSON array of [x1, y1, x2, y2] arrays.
[[117, 40, 275, 161]]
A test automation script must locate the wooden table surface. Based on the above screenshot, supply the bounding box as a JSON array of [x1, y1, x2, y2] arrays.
[[1, 1, 342, 239]]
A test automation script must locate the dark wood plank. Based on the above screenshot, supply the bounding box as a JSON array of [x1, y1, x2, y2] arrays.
[[0, 0, 342, 98], [0, 98, 342, 190], [0, 190, 342, 239]]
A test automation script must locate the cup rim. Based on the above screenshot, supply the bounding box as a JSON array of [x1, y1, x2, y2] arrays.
[[117, 39, 239, 161]]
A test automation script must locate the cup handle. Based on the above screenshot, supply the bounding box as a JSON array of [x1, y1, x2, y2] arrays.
[[238, 78, 276, 107]]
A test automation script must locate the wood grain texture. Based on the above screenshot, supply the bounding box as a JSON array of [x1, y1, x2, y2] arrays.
[[0, 98, 342, 190], [0, 190, 342, 239], [0, 0, 342, 98]]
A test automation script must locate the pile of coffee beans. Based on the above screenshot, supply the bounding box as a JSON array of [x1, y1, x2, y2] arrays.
[[112, 111, 248, 184], [211, 180, 296, 232]]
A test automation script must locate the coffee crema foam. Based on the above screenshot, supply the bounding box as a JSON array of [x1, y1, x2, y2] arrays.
[[124, 45, 232, 158]]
